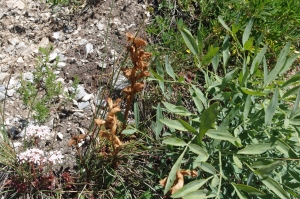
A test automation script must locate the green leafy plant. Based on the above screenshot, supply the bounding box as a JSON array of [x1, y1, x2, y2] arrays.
[[154, 19, 300, 198], [18, 46, 75, 123]]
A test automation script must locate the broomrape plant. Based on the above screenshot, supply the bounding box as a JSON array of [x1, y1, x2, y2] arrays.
[[68, 33, 152, 172]]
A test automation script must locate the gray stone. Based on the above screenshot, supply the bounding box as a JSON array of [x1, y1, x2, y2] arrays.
[[0, 54, 6, 59], [0, 73, 9, 82], [57, 62, 66, 68], [1, 65, 9, 72], [38, 37, 49, 49], [8, 38, 19, 45], [78, 39, 88, 45], [96, 22, 105, 31], [5, 45, 14, 53], [14, 0, 25, 9], [75, 85, 87, 100], [73, 112, 85, 118], [78, 101, 90, 110], [0, 86, 5, 92], [6, 89, 15, 97], [57, 54, 66, 61], [81, 93, 94, 102], [23, 72, 33, 82], [96, 61, 106, 68], [16, 42, 26, 49], [0, 92, 5, 101], [113, 74, 129, 90]]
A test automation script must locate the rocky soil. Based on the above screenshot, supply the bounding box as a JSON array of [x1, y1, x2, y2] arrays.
[[0, 0, 152, 183]]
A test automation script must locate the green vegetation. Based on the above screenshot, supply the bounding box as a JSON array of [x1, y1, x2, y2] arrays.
[[1, 0, 300, 198], [18, 46, 78, 123]]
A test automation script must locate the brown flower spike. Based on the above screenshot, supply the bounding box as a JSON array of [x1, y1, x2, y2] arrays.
[[95, 98, 122, 153], [122, 33, 151, 130]]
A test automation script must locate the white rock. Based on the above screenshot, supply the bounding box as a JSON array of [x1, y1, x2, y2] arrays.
[[6, 89, 15, 97], [49, 52, 58, 62], [73, 112, 84, 118], [110, 49, 118, 56], [75, 85, 87, 100], [57, 132, 63, 141], [85, 43, 94, 56], [13, 141, 22, 149], [0, 73, 9, 82], [118, 27, 125, 32], [56, 78, 64, 83], [5, 45, 14, 53], [14, 0, 25, 9], [112, 18, 121, 26], [0, 93, 5, 101], [78, 101, 90, 110], [17, 57, 24, 63], [23, 72, 33, 82], [77, 127, 85, 134], [1, 65, 9, 72], [126, 24, 135, 29], [57, 62, 66, 68], [78, 39, 88, 45], [52, 32, 60, 40], [0, 54, 6, 59], [81, 93, 94, 102], [97, 22, 105, 31], [96, 62, 106, 68], [0, 86, 5, 92], [72, 99, 78, 106], [8, 38, 19, 45], [38, 37, 49, 48]]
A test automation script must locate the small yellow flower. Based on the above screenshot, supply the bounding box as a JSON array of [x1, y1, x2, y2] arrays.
[[186, 49, 191, 53]]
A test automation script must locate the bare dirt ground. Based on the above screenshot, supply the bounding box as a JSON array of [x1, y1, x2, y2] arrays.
[[0, 0, 153, 196]]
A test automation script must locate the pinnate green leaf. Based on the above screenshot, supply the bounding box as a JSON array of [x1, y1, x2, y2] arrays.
[[199, 103, 219, 142], [250, 45, 268, 74], [163, 138, 186, 147], [242, 18, 254, 46], [171, 177, 213, 198], [188, 143, 208, 156], [164, 148, 187, 194], [261, 176, 289, 199], [165, 56, 176, 80], [202, 46, 219, 65], [180, 28, 199, 58], [232, 183, 265, 196], [160, 119, 188, 131], [238, 143, 275, 155], [265, 86, 278, 126], [162, 101, 192, 116]]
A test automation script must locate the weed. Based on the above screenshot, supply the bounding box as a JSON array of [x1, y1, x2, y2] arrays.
[[18, 46, 77, 123]]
